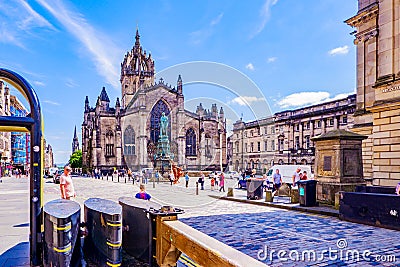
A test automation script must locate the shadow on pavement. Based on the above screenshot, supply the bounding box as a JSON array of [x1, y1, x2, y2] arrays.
[[0, 242, 29, 267]]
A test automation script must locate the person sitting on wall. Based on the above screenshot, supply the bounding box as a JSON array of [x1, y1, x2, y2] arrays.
[[396, 182, 400, 196], [135, 184, 151, 200]]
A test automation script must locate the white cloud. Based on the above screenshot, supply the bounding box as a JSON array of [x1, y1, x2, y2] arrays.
[[65, 78, 78, 88], [36, 0, 121, 88], [190, 13, 224, 45], [210, 13, 224, 26], [267, 57, 277, 63], [0, 0, 56, 47], [229, 96, 264, 106], [17, 0, 56, 31], [328, 45, 349, 56], [245, 63, 255, 71], [250, 0, 279, 38], [33, 81, 45, 86], [43, 100, 61, 106], [277, 91, 353, 108]]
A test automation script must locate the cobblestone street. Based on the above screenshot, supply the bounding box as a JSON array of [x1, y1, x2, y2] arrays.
[[1, 176, 399, 266]]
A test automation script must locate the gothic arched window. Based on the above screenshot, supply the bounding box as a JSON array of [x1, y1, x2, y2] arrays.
[[150, 100, 170, 144], [185, 128, 196, 156], [105, 130, 114, 157], [124, 126, 135, 155]]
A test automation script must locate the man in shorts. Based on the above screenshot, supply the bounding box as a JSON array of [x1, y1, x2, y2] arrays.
[[60, 166, 76, 200]]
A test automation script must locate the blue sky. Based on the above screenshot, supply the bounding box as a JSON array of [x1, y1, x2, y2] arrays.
[[0, 0, 357, 164]]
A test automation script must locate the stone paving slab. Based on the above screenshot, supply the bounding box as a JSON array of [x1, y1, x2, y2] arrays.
[[2, 176, 400, 267], [181, 210, 400, 266]]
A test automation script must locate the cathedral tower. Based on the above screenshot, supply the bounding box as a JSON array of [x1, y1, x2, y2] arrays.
[[72, 126, 79, 153], [120, 29, 155, 108]]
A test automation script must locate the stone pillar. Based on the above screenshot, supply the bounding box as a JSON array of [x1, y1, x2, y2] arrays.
[[312, 129, 367, 204]]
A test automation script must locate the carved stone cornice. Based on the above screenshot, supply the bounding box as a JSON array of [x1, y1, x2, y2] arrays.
[[345, 3, 378, 28], [354, 27, 379, 44]]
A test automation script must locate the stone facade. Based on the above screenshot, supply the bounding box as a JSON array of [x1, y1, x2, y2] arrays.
[[231, 95, 356, 173], [346, 0, 400, 186], [82, 30, 226, 173], [0, 81, 11, 175]]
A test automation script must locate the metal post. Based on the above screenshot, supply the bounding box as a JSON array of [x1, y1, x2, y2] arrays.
[[196, 182, 199, 195], [0, 68, 44, 266], [152, 173, 155, 188]]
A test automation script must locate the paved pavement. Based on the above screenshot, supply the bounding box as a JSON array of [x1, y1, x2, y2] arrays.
[[1, 175, 399, 266]]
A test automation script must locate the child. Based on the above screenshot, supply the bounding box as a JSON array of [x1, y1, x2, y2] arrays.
[[211, 177, 215, 191], [135, 184, 151, 200]]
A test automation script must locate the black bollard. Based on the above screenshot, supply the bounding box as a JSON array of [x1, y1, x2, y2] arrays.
[[84, 198, 122, 267], [196, 182, 199, 195], [43, 199, 81, 267]]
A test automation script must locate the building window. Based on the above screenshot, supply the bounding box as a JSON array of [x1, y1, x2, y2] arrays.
[[105, 130, 114, 157], [316, 120, 321, 128], [295, 124, 299, 132], [271, 140, 275, 151], [250, 130, 254, 137], [205, 135, 212, 158], [257, 128, 261, 136], [123, 126, 135, 155], [295, 136, 300, 150], [244, 131, 247, 137], [236, 134, 239, 138], [250, 142, 254, 152], [264, 141, 268, 151], [264, 127, 268, 135], [150, 100, 170, 144], [257, 142, 261, 152], [235, 141, 239, 153], [306, 121, 310, 130], [342, 116, 347, 124], [305, 135, 311, 149], [186, 128, 197, 156], [271, 126, 275, 134], [329, 118, 334, 126], [278, 138, 284, 151], [279, 125, 283, 132], [245, 143, 248, 153]]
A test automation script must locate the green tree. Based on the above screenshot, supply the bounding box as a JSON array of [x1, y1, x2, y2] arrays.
[[69, 150, 82, 169]]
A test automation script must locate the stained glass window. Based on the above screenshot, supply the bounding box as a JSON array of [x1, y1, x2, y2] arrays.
[[185, 128, 196, 156], [124, 125, 135, 155], [150, 100, 170, 144]]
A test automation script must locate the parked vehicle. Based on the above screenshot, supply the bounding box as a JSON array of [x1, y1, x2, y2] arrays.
[[48, 167, 58, 178], [265, 165, 312, 185], [53, 170, 63, 184]]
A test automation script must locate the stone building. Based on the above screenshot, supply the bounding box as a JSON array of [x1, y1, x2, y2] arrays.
[[72, 126, 79, 154], [231, 94, 356, 173], [0, 81, 11, 176], [82, 30, 226, 173], [346, 0, 400, 186], [10, 95, 29, 172], [44, 139, 54, 171], [232, 117, 275, 173]]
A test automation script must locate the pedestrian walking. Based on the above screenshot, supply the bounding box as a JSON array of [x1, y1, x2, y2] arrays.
[[292, 168, 301, 187], [60, 166, 76, 200], [219, 172, 225, 192], [169, 171, 175, 186], [155, 171, 160, 183], [396, 182, 400, 195], [199, 172, 205, 190], [185, 172, 189, 188], [272, 169, 282, 196], [127, 169, 132, 181]]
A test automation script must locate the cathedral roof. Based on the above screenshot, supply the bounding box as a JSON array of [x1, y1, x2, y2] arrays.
[[99, 87, 110, 102]]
